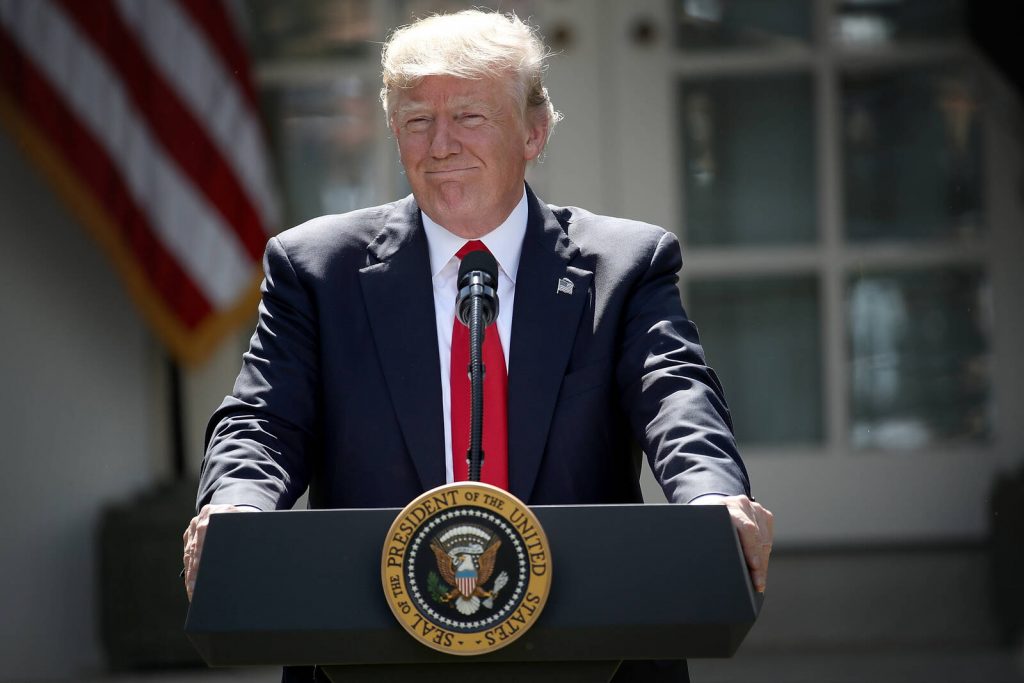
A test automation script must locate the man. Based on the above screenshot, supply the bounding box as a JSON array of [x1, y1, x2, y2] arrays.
[[184, 10, 772, 682]]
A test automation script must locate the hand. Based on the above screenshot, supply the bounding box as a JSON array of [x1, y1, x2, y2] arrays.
[[694, 495, 774, 593], [182, 504, 253, 601]]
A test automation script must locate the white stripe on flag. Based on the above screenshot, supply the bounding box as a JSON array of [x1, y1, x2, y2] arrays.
[[113, 0, 279, 229], [1, 0, 255, 308]]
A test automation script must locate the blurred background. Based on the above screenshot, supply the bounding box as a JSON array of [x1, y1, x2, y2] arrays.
[[1, 0, 1022, 681]]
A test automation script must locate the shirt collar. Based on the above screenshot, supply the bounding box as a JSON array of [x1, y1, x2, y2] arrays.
[[422, 188, 528, 284]]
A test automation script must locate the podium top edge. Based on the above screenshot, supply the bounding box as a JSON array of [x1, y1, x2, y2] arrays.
[[251, 502, 713, 514]]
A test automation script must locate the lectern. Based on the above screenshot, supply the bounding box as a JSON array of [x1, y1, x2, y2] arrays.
[[185, 504, 762, 682]]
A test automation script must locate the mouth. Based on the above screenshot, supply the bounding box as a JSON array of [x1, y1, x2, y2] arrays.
[[426, 167, 476, 176]]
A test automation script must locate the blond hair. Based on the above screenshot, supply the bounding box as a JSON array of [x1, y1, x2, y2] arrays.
[[380, 10, 561, 142]]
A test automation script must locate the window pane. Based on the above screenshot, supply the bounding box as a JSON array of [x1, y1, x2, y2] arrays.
[[245, 0, 377, 61], [675, 0, 812, 50], [842, 67, 983, 242], [848, 268, 991, 449], [682, 75, 817, 246], [688, 276, 823, 445], [833, 0, 965, 47], [263, 78, 382, 226]]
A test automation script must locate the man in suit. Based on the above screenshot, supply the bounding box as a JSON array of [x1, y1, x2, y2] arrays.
[[184, 10, 773, 681]]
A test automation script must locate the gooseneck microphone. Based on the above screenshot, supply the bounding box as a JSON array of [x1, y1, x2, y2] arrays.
[[455, 250, 499, 482], [456, 250, 499, 327]]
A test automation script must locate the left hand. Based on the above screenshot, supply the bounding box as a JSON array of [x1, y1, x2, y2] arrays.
[[182, 503, 253, 601], [694, 495, 774, 592]]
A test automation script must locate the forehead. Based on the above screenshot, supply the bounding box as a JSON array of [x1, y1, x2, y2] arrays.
[[394, 75, 513, 114]]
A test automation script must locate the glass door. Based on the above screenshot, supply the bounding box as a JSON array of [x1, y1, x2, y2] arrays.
[[593, 0, 1022, 543]]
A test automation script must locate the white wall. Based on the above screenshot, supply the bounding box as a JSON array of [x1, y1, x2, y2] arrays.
[[0, 132, 164, 679]]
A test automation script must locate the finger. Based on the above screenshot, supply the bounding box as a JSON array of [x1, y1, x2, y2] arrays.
[[729, 504, 763, 573], [728, 502, 770, 592], [185, 505, 251, 600], [187, 507, 212, 597], [194, 509, 214, 567], [184, 516, 198, 599], [753, 504, 773, 548], [188, 505, 231, 597], [752, 503, 774, 592], [185, 547, 193, 601], [188, 509, 213, 597], [185, 516, 197, 554], [756, 502, 775, 541]]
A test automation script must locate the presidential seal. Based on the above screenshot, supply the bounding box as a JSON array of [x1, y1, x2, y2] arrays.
[[381, 482, 551, 655]]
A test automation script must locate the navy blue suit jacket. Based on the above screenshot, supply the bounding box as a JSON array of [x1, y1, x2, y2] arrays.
[[198, 186, 749, 510]]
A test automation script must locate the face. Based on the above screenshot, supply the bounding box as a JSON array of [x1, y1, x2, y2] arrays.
[[391, 75, 548, 237]]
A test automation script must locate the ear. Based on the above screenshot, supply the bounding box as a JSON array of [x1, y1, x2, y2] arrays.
[[523, 113, 549, 162]]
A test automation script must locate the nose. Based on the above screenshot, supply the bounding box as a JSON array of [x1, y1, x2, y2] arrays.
[[428, 118, 460, 158]]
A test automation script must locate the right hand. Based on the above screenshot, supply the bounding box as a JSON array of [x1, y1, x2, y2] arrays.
[[182, 504, 253, 601], [692, 495, 774, 593]]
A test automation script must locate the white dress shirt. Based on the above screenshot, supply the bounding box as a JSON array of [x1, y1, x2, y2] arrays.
[[421, 190, 528, 483]]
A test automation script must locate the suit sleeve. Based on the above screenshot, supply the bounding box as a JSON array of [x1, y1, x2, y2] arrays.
[[616, 230, 751, 503], [196, 236, 320, 512]]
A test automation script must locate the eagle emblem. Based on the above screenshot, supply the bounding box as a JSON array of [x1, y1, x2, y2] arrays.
[[430, 524, 509, 616]]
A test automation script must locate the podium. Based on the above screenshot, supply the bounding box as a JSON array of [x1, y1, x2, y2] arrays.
[[185, 504, 762, 682]]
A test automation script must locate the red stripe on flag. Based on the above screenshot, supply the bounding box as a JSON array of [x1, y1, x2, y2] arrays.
[[177, 0, 260, 111], [55, 0, 268, 262], [0, 26, 213, 330]]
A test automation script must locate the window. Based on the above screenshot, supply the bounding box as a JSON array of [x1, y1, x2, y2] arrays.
[[673, 0, 990, 455]]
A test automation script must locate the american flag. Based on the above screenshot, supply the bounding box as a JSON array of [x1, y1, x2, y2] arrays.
[[0, 0, 278, 365]]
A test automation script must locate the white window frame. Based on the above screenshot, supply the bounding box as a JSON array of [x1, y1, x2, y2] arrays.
[[573, 0, 1024, 543]]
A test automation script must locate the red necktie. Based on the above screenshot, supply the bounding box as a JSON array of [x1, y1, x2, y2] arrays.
[[450, 241, 509, 489]]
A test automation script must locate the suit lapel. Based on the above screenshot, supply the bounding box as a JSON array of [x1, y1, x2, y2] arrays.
[[359, 197, 446, 492], [508, 189, 593, 501]]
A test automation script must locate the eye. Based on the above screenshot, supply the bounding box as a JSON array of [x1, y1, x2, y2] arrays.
[[459, 113, 485, 126], [404, 117, 431, 132]]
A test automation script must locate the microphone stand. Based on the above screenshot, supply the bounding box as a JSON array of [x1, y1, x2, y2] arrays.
[[467, 294, 485, 482], [457, 251, 498, 484]]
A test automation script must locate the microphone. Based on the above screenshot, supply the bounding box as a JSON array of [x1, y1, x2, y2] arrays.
[[456, 250, 499, 328], [455, 249, 499, 483]]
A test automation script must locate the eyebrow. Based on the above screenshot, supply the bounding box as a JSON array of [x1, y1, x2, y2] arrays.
[[395, 102, 430, 118], [395, 96, 490, 119]]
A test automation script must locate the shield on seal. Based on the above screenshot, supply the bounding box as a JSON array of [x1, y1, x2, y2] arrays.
[[455, 563, 477, 598]]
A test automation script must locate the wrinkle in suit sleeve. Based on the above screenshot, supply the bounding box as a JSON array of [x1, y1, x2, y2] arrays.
[[197, 237, 321, 512], [615, 231, 750, 503]]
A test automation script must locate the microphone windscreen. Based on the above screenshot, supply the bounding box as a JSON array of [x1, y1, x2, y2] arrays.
[[458, 250, 498, 285]]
